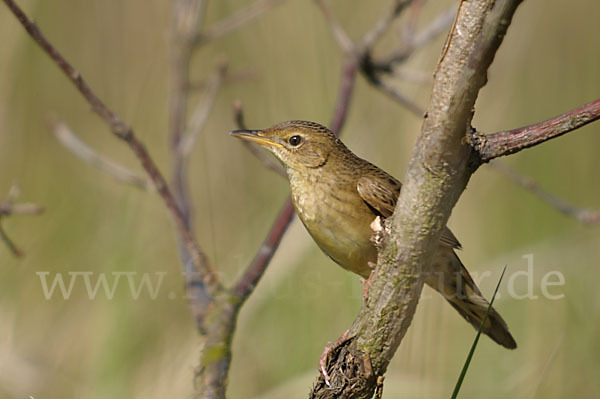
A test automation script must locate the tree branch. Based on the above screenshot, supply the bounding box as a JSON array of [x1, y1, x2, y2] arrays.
[[374, 5, 458, 69], [473, 98, 600, 162], [0, 220, 23, 257], [0, 185, 43, 258], [313, 0, 354, 54], [168, 0, 205, 233], [363, 73, 424, 116], [359, 0, 413, 51], [0, 202, 44, 216], [232, 200, 295, 300], [330, 59, 359, 136], [178, 61, 228, 158], [49, 118, 152, 190], [490, 161, 600, 225], [2, 0, 220, 293], [315, 0, 453, 116], [311, 1, 524, 397], [232, 100, 287, 178], [195, 0, 287, 46], [189, 68, 259, 91]]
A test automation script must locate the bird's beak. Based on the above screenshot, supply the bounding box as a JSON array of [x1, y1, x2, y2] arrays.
[[230, 129, 284, 149]]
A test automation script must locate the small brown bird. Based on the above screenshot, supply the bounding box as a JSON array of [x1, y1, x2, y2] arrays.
[[232, 120, 516, 349]]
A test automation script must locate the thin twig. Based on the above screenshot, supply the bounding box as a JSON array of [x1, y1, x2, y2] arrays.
[[401, 0, 426, 44], [490, 161, 600, 225], [232, 200, 295, 300], [411, 5, 456, 50], [232, 101, 286, 178], [314, 0, 432, 116], [366, 74, 424, 116], [179, 62, 228, 158], [313, 0, 354, 54], [0, 185, 43, 257], [196, 0, 287, 46], [474, 98, 600, 162], [189, 68, 258, 91], [3, 0, 220, 291], [376, 5, 457, 69], [168, 0, 204, 232], [49, 118, 152, 191], [0, 219, 23, 257], [7, 183, 20, 202], [330, 59, 358, 134], [0, 202, 44, 215], [393, 68, 431, 83], [359, 0, 413, 51]]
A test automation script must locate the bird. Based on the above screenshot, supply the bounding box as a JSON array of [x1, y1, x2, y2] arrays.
[[231, 120, 516, 349]]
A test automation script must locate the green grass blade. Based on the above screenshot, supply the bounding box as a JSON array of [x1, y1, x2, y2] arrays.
[[450, 265, 507, 399]]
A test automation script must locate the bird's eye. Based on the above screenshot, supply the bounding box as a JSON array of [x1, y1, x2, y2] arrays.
[[288, 135, 303, 147]]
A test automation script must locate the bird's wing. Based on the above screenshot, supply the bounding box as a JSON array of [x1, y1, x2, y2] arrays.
[[357, 172, 462, 250], [356, 173, 400, 219], [439, 227, 462, 250]]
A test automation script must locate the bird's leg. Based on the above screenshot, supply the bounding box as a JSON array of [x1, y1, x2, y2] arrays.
[[319, 328, 350, 387], [362, 264, 377, 301]]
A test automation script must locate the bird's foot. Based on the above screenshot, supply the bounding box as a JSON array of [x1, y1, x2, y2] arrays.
[[319, 329, 350, 387], [370, 216, 385, 247], [362, 268, 376, 301]]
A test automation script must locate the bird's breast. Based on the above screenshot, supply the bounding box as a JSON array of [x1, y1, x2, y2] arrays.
[[289, 174, 376, 278]]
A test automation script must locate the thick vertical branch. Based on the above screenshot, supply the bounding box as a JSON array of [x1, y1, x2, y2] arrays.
[[310, 1, 524, 397]]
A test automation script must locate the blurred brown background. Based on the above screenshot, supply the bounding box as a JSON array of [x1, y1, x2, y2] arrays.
[[1, 0, 599, 397]]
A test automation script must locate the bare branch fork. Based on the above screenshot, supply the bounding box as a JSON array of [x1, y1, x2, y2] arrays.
[[5, 0, 316, 397], [314, 0, 428, 117], [3, 0, 221, 295], [0, 184, 44, 257], [6, 0, 600, 397], [316, 0, 599, 228], [309, 0, 596, 395], [310, 0, 600, 395]]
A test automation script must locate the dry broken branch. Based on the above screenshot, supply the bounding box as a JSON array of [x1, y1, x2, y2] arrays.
[[49, 118, 152, 190]]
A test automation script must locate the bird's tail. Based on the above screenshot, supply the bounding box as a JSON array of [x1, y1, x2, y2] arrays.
[[426, 250, 517, 349]]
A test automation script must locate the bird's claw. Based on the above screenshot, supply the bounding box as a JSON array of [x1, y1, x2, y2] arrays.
[[362, 269, 376, 301], [319, 329, 349, 387]]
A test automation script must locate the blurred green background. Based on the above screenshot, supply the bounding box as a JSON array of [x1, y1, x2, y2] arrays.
[[1, 0, 599, 397]]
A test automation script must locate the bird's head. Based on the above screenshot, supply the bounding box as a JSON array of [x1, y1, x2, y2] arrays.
[[230, 120, 339, 171]]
